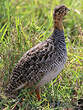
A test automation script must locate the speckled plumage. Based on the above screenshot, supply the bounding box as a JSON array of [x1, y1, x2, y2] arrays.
[[5, 5, 69, 98]]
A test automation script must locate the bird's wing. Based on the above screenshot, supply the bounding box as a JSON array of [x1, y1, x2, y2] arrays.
[[8, 39, 54, 92]]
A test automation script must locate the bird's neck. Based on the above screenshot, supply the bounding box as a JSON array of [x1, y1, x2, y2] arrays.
[[51, 29, 66, 48], [53, 17, 64, 31], [52, 29, 65, 40]]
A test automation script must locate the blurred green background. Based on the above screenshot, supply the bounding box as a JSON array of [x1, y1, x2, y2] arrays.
[[0, 0, 83, 109]]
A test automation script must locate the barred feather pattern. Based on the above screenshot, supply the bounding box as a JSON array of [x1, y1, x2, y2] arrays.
[[5, 29, 67, 97]]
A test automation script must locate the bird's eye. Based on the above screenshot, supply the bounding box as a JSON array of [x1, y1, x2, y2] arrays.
[[65, 8, 67, 11]]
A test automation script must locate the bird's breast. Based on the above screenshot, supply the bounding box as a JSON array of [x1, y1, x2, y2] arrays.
[[37, 51, 67, 87]]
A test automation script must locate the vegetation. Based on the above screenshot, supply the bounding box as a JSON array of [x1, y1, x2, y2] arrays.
[[0, 0, 83, 109]]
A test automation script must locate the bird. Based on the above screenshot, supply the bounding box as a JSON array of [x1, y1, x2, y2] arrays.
[[5, 5, 70, 101]]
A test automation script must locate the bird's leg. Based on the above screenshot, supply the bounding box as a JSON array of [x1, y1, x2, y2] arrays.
[[35, 87, 41, 101]]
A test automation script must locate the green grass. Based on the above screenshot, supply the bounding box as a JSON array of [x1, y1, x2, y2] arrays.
[[0, 0, 83, 109]]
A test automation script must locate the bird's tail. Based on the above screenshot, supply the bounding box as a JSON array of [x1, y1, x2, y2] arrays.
[[4, 82, 27, 99]]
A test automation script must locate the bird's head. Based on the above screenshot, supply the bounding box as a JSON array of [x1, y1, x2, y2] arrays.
[[53, 5, 70, 19], [53, 5, 70, 30]]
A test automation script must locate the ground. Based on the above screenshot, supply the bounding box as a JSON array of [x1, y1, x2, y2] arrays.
[[0, 0, 83, 109]]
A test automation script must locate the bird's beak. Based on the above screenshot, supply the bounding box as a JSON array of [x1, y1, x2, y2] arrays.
[[67, 8, 70, 11]]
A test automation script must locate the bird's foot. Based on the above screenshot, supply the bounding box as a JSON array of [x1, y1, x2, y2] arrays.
[[35, 88, 41, 101]]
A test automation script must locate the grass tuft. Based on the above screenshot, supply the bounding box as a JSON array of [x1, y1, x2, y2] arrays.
[[0, 0, 83, 109]]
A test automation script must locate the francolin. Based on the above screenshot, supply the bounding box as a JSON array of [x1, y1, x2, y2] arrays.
[[5, 5, 70, 100]]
